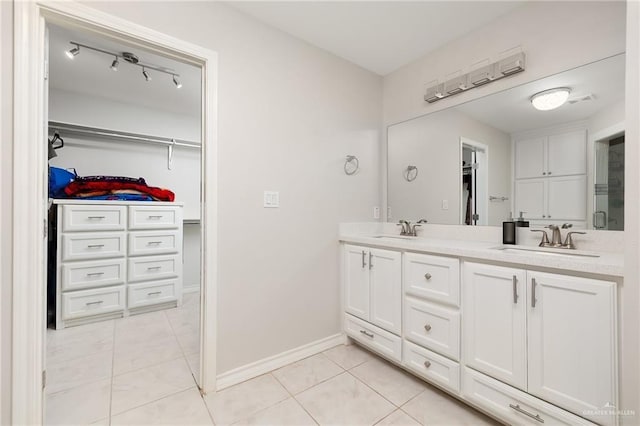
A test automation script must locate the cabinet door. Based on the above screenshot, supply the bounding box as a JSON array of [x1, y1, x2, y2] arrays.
[[344, 245, 370, 321], [369, 248, 402, 335], [547, 129, 586, 176], [463, 262, 527, 390], [547, 175, 587, 220], [527, 272, 616, 426], [515, 137, 546, 179], [515, 179, 546, 219]]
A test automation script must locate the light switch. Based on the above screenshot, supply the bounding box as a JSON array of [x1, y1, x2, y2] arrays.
[[373, 206, 380, 219], [264, 191, 280, 208], [442, 199, 449, 210]]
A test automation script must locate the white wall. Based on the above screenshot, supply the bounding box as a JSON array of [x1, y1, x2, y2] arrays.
[[80, 1, 383, 374], [387, 108, 511, 225]]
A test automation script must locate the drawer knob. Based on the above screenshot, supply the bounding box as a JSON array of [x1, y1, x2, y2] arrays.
[[359, 330, 374, 338], [423, 360, 431, 368], [424, 273, 432, 280], [424, 324, 432, 332]]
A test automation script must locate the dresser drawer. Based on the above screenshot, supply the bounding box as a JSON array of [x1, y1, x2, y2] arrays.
[[404, 297, 460, 360], [61, 258, 126, 291], [404, 252, 460, 306], [128, 255, 180, 283], [61, 232, 126, 261], [344, 313, 401, 363], [403, 341, 460, 394], [463, 367, 597, 426], [62, 285, 125, 320], [128, 230, 181, 256], [62, 205, 126, 232], [128, 205, 182, 230], [128, 279, 178, 308]]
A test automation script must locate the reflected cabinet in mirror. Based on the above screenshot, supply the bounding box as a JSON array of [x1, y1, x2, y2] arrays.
[[387, 53, 625, 230]]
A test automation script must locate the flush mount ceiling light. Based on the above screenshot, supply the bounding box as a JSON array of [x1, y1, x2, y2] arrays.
[[64, 41, 182, 88], [530, 87, 571, 111]]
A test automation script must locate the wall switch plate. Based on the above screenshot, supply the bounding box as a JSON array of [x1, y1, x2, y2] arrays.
[[442, 199, 449, 210], [373, 206, 380, 219], [264, 191, 279, 208]]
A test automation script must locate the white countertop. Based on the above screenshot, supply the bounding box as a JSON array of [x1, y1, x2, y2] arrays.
[[340, 233, 624, 278]]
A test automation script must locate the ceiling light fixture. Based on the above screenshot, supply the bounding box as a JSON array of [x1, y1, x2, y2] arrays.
[[65, 44, 80, 59], [64, 41, 182, 88], [530, 87, 571, 111], [172, 75, 182, 89]]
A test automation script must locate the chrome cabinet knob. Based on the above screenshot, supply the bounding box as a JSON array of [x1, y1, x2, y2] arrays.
[[424, 273, 432, 280], [424, 324, 432, 332], [542, 172, 546, 175], [424, 360, 431, 368]]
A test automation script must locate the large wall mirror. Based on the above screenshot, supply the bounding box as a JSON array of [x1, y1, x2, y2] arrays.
[[387, 53, 625, 230]]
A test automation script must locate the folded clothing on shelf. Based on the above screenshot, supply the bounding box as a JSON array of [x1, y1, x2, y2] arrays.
[[64, 175, 175, 202]]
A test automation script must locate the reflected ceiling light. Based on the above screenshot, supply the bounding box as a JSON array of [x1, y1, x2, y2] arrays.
[[65, 44, 80, 59], [142, 67, 151, 82], [172, 75, 182, 89], [110, 57, 119, 71], [530, 87, 571, 111]]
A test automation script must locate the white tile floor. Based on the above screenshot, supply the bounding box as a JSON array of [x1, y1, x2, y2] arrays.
[[46, 296, 499, 425]]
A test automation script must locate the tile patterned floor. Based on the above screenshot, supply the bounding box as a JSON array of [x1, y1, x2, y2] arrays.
[[46, 298, 498, 425]]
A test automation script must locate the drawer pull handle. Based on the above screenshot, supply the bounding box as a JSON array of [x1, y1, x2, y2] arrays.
[[87, 244, 105, 249], [359, 330, 374, 338], [146, 266, 162, 271], [424, 273, 432, 280], [509, 404, 544, 423], [369, 252, 373, 270], [86, 272, 105, 277], [362, 251, 367, 269], [147, 241, 162, 246], [531, 278, 537, 308], [512, 275, 518, 304], [423, 360, 431, 368], [147, 291, 162, 296], [424, 324, 432, 332], [87, 216, 106, 219], [147, 215, 163, 219], [85, 301, 104, 306]]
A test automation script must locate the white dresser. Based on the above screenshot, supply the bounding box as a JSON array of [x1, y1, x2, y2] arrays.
[[52, 200, 184, 329]]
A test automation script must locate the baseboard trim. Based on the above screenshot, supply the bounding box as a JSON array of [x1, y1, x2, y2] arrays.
[[216, 333, 345, 390], [182, 286, 200, 294]]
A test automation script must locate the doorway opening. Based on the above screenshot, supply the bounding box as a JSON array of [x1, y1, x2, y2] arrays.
[[461, 138, 489, 226], [594, 132, 625, 230]]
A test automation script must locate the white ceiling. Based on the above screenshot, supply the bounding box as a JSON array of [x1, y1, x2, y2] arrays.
[[48, 24, 202, 117], [455, 54, 625, 134], [227, 1, 525, 75]]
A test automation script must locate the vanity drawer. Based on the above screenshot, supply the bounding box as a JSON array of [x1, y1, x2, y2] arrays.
[[403, 341, 460, 394], [404, 296, 460, 360], [61, 258, 126, 291], [128, 230, 181, 256], [128, 255, 180, 283], [62, 205, 126, 232], [345, 313, 401, 363], [61, 232, 126, 261], [62, 285, 125, 320], [463, 367, 597, 426], [128, 205, 182, 230], [404, 252, 460, 306], [128, 279, 178, 309]]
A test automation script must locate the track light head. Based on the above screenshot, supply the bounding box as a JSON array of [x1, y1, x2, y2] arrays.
[[65, 45, 80, 59], [110, 57, 119, 72], [142, 68, 151, 82], [172, 75, 182, 89]]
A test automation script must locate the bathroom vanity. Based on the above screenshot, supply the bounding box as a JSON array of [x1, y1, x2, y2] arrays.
[[340, 228, 623, 426]]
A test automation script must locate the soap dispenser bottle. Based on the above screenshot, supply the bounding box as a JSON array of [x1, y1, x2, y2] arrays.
[[503, 212, 516, 245], [516, 211, 529, 228]]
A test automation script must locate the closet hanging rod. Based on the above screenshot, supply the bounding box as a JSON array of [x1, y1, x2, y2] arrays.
[[48, 121, 201, 149]]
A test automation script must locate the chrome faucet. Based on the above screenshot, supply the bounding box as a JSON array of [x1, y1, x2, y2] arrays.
[[397, 219, 427, 237], [530, 224, 586, 249], [547, 225, 562, 247]]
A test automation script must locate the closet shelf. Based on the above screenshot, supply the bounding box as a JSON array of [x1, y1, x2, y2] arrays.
[[48, 121, 201, 149]]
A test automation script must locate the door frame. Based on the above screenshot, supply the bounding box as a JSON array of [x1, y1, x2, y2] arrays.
[[459, 137, 489, 226], [12, 2, 219, 423]]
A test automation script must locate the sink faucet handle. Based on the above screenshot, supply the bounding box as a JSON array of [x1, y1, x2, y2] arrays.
[[563, 231, 586, 249], [531, 229, 550, 247], [417, 219, 428, 224], [561, 223, 573, 229]]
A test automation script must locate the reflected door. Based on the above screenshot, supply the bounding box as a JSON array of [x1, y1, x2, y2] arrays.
[[594, 135, 624, 230]]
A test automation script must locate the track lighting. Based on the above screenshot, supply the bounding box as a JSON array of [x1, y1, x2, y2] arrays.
[[142, 68, 151, 82], [172, 75, 182, 89], [110, 57, 119, 71], [65, 44, 80, 59]]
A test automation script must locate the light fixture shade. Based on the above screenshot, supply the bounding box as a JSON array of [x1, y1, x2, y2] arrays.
[[110, 57, 119, 71], [172, 75, 182, 89], [142, 69, 151, 81], [65, 46, 80, 59], [531, 87, 571, 111]]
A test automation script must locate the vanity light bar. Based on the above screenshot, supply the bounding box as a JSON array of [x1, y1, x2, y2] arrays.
[[424, 52, 525, 103]]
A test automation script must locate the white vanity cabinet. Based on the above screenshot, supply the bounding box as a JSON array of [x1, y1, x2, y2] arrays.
[[463, 262, 617, 426]]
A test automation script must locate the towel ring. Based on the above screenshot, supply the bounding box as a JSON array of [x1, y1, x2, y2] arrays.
[[344, 155, 359, 175], [404, 165, 418, 182]]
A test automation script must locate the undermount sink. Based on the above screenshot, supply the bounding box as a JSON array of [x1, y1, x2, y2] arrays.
[[492, 245, 600, 258], [372, 235, 415, 240]]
